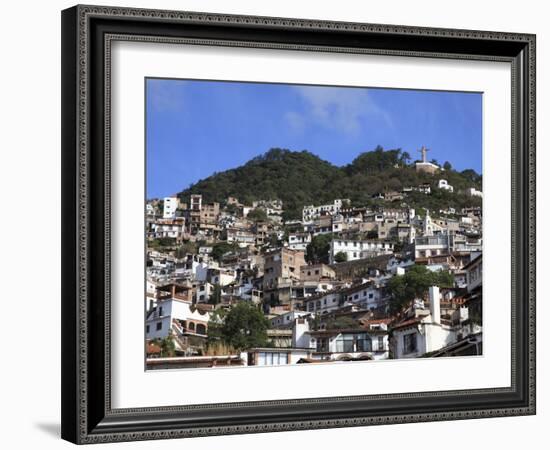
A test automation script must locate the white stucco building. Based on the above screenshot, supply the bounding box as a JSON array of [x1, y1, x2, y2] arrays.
[[438, 179, 454, 192], [343, 282, 384, 311], [302, 199, 349, 223], [163, 196, 179, 219], [303, 291, 342, 315], [466, 187, 483, 198], [391, 286, 475, 359], [330, 239, 394, 263], [145, 291, 212, 341], [226, 228, 255, 247], [291, 317, 390, 361], [270, 310, 311, 328], [146, 203, 156, 217], [150, 218, 185, 239], [288, 232, 312, 250]]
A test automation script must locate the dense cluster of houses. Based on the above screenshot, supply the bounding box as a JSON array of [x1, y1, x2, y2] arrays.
[[145, 159, 483, 369]]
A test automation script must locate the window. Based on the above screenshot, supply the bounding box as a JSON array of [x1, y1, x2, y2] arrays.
[[356, 334, 372, 352], [258, 352, 288, 366], [403, 333, 417, 354], [146, 325, 150, 333], [378, 336, 384, 351], [156, 322, 162, 331], [335, 335, 355, 353], [316, 338, 329, 352], [315, 269, 319, 275]]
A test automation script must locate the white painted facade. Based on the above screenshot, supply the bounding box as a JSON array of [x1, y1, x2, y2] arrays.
[[146, 203, 156, 217], [304, 291, 342, 314], [270, 310, 310, 328], [302, 199, 348, 223], [330, 239, 394, 263], [344, 284, 383, 310], [415, 161, 439, 174], [438, 179, 454, 192], [209, 269, 237, 287], [145, 298, 211, 340], [226, 228, 255, 247], [393, 322, 457, 359], [414, 234, 454, 258], [247, 348, 313, 366], [195, 282, 214, 303], [291, 317, 390, 361], [466, 187, 483, 198], [188, 260, 209, 282], [308, 331, 390, 361], [150, 219, 184, 239], [163, 196, 178, 219], [466, 254, 482, 292], [288, 232, 312, 250], [392, 286, 461, 358]]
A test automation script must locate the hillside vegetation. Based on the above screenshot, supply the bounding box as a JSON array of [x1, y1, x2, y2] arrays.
[[179, 147, 482, 220]]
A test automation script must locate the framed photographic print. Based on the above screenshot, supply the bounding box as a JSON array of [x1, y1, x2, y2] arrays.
[[61, 4, 536, 444]]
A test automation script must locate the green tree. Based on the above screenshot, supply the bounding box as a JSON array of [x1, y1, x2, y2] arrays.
[[175, 147, 483, 219], [176, 240, 198, 258], [366, 229, 378, 239], [443, 161, 453, 171], [152, 336, 176, 357], [211, 241, 239, 262], [306, 233, 333, 264], [218, 302, 270, 350], [209, 284, 222, 305], [207, 308, 227, 344], [334, 251, 348, 263], [148, 237, 177, 249], [386, 265, 453, 314], [247, 207, 268, 222], [460, 169, 481, 183], [308, 315, 321, 331], [225, 203, 240, 216]]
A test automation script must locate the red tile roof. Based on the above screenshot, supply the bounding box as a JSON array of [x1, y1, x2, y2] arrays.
[[391, 317, 423, 330], [146, 342, 161, 355]]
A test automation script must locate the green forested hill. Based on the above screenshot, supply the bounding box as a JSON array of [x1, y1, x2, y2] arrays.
[[178, 147, 482, 219]]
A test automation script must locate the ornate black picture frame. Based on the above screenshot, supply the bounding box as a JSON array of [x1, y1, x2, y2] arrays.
[[61, 4, 536, 444]]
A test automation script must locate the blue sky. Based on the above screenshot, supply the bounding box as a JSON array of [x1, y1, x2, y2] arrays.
[[146, 78, 482, 199]]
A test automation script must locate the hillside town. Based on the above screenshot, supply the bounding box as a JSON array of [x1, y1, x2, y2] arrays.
[[145, 149, 483, 369]]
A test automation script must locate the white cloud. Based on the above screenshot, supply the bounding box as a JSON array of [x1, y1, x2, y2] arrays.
[[288, 85, 392, 135], [284, 111, 306, 133]]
